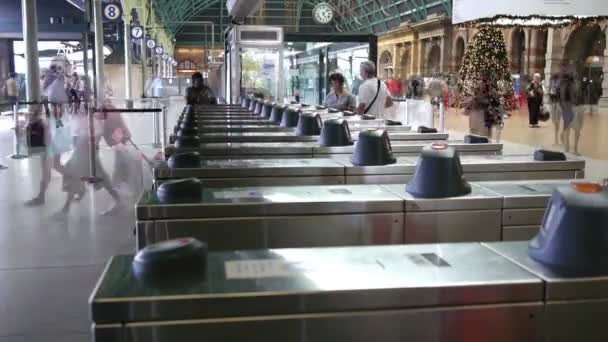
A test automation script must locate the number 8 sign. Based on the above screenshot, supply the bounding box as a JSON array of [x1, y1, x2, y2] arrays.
[[103, 3, 122, 21]]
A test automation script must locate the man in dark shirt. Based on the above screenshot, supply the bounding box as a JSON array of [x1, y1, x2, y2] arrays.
[[185, 72, 216, 105]]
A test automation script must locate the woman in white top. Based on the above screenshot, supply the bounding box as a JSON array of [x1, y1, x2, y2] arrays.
[[356, 61, 392, 117]]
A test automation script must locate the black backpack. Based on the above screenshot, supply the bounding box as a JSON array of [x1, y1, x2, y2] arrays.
[[27, 119, 45, 147]]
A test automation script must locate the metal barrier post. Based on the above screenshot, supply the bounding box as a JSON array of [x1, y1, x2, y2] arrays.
[[85, 106, 101, 184], [152, 98, 161, 147], [161, 106, 167, 155], [404, 99, 410, 127], [10, 104, 28, 159], [438, 98, 445, 132]]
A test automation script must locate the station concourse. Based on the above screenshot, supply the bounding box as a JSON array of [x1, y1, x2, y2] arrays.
[[0, 0, 607, 341]]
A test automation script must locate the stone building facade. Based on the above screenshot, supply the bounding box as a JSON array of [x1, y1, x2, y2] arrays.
[[377, 16, 608, 106]]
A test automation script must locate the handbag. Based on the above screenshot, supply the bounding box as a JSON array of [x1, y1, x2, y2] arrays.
[[539, 105, 551, 122], [27, 119, 46, 147]]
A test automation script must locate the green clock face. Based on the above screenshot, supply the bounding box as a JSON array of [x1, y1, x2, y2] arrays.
[[313, 2, 334, 24]]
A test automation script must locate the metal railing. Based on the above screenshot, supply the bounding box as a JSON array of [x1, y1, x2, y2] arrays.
[[0, 99, 170, 186]]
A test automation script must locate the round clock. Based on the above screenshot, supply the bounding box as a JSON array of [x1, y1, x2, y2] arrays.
[[312, 2, 334, 24]]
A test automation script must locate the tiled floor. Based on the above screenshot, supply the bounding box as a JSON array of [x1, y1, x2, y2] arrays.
[[0, 99, 605, 341]]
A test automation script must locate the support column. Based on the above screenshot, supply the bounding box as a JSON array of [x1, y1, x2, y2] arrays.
[[392, 44, 398, 79], [600, 38, 608, 108], [21, 0, 41, 103], [140, 13, 146, 97], [417, 39, 424, 76], [93, 0, 105, 105], [543, 28, 557, 104], [529, 30, 539, 75], [524, 28, 532, 77], [124, 21, 132, 101], [439, 36, 445, 73], [409, 43, 415, 77]]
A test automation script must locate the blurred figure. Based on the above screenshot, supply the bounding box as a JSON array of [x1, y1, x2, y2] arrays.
[[357, 61, 392, 117], [527, 73, 544, 128], [5, 72, 18, 107], [548, 74, 562, 145], [559, 74, 574, 148], [323, 72, 356, 111], [558, 73, 581, 154], [385, 76, 402, 97], [24, 104, 70, 206], [43, 65, 69, 127], [185, 72, 216, 105], [68, 73, 81, 114], [61, 100, 123, 214], [466, 78, 503, 141]]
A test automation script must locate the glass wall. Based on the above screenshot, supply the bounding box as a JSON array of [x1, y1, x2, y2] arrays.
[[240, 47, 280, 101], [283, 41, 370, 105]]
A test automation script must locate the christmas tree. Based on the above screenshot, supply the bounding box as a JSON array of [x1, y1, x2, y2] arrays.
[[458, 26, 513, 129]]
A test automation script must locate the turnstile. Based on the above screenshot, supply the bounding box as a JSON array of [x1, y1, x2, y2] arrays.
[[136, 180, 574, 250], [91, 243, 544, 342], [164, 140, 503, 158], [477, 181, 566, 241], [137, 184, 404, 250], [153, 155, 585, 187], [171, 121, 412, 136], [174, 131, 448, 144], [484, 241, 608, 342]]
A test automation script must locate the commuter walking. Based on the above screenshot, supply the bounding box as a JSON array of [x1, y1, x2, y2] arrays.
[[558, 73, 584, 154], [5, 72, 18, 107], [549, 74, 562, 145], [60, 102, 123, 215]]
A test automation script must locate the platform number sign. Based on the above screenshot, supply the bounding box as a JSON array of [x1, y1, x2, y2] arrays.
[[131, 25, 144, 40], [103, 2, 122, 21], [155, 46, 163, 55], [146, 38, 156, 49]]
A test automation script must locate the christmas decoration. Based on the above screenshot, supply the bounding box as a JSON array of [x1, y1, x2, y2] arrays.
[[456, 14, 608, 29], [458, 26, 513, 129]]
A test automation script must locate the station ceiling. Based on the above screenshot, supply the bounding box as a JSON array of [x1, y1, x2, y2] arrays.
[[149, 0, 452, 46]]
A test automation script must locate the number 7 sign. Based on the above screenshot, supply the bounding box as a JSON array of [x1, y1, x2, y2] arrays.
[[131, 25, 144, 40]]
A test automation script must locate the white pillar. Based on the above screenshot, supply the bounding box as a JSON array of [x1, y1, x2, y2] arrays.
[[543, 28, 554, 103], [93, 0, 105, 105], [140, 24, 146, 97], [124, 21, 132, 100], [21, 0, 41, 103]]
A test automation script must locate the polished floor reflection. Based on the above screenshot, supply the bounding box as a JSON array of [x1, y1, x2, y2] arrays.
[[443, 107, 608, 160]]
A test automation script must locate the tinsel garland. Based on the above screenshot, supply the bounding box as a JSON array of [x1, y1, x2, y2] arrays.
[[457, 14, 608, 29]]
